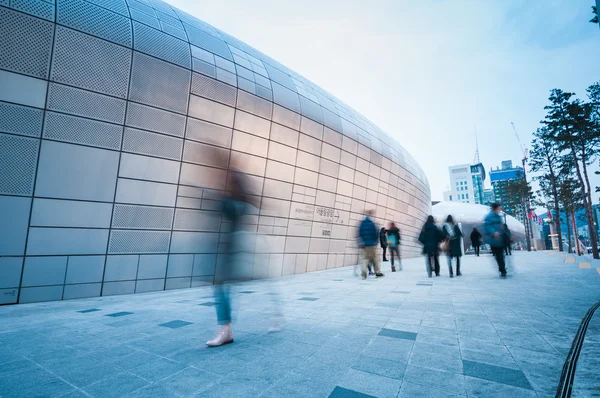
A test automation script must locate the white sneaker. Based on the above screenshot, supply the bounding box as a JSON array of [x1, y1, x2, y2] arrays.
[[206, 330, 234, 347]]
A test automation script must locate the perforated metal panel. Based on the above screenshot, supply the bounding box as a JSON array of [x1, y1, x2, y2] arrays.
[[160, 21, 187, 41], [10, 0, 55, 21], [272, 82, 301, 113], [51, 26, 131, 98], [192, 58, 216, 78], [47, 83, 127, 124], [108, 230, 171, 253], [299, 96, 324, 124], [173, 209, 221, 231], [264, 64, 296, 92], [236, 90, 272, 119], [132, 21, 190, 68], [43, 112, 123, 150], [0, 133, 39, 196], [255, 85, 273, 102], [182, 140, 229, 167], [112, 204, 174, 229], [122, 128, 183, 160], [185, 24, 232, 61], [156, 9, 180, 27], [125, 102, 185, 137], [129, 8, 159, 29], [129, 52, 190, 114], [85, 0, 128, 16], [149, 0, 176, 17], [191, 73, 236, 107], [0, 101, 44, 138], [185, 117, 232, 148], [57, 0, 132, 47], [126, 0, 154, 16], [0, 7, 54, 78]]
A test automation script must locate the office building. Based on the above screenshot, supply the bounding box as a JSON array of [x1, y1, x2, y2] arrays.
[[447, 162, 486, 205], [489, 160, 525, 221], [0, 0, 430, 304]]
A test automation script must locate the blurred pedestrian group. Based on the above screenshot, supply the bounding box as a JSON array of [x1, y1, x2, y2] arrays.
[[414, 203, 513, 279], [357, 210, 403, 279]]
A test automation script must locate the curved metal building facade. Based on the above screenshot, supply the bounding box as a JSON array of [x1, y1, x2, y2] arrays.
[[0, 0, 430, 304]]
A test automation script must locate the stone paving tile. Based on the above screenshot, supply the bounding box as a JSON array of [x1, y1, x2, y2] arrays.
[[462, 359, 533, 390], [129, 357, 187, 382], [402, 364, 467, 396], [378, 328, 417, 341], [1, 252, 599, 396], [398, 381, 467, 397], [463, 375, 537, 397], [328, 386, 376, 397], [336, 368, 401, 397], [105, 311, 133, 317], [0, 365, 76, 397], [159, 320, 193, 329], [82, 371, 149, 397]]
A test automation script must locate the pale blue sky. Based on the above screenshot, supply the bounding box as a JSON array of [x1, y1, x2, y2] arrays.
[[166, 0, 600, 202]]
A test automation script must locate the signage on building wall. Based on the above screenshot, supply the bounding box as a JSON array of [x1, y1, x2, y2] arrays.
[[290, 203, 315, 221]]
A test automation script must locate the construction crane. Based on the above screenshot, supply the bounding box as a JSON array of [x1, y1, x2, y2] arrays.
[[511, 122, 528, 165], [511, 122, 533, 252]]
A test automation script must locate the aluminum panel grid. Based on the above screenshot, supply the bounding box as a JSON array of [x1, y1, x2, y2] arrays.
[[47, 83, 127, 124], [51, 26, 132, 98], [85, 0, 128, 16], [0, 7, 54, 78], [133, 21, 191, 68], [57, 0, 133, 47], [9, 0, 55, 21], [1, 0, 431, 304], [0, 101, 44, 138], [129, 51, 190, 114], [43, 111, 123, 150], [0, 133, 39, 196]]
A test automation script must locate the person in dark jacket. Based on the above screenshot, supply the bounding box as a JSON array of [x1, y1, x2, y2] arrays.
[[386, 223, 401, 272], [483, 203, 507, 277], [357, 210, 384, 279], [470, 228, 482, 257], [379, 227, 388, 263], [418, 216, 442, 277], [503, 224, 512, 255], [442, 215, 463, 277]]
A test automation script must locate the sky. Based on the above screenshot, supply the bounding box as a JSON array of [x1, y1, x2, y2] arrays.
[[166, 0, 600, 203]]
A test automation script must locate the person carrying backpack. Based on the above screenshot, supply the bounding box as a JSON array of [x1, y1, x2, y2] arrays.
[[442, 215, 463, 278], [386, 222, 401, 272]]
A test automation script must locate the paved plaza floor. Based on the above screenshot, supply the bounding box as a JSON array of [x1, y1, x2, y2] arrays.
[[1, 251, 600, 397]]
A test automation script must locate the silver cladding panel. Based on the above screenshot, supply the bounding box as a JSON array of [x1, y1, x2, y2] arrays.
[[0, 0, 430, 304]]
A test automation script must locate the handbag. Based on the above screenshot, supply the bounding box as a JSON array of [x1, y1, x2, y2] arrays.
[[440, 237, 450, 252], [387, 235, 398, 247]]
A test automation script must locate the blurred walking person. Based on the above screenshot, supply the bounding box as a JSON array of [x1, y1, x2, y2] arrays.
[[419, 216, 442, 277], [470, 228, 482, 257], [484, 203, 507, 278], [442, 215, 463, 277], [379, 227, 388, 263], [357, 210, 384, 279], [503, 224, 512, 255], [387, 222, 401, 272], [207, 154, 256, 347]]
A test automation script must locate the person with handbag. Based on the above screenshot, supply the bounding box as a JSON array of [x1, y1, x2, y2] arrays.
[[386, 222, 401, 272], [418, 216, 442, 277], [442, 215, 463, 278]]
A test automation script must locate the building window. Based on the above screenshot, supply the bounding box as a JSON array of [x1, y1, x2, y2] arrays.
[[466, 194, 469, 199]]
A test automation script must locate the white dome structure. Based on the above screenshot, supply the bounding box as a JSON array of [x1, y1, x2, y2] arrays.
[[431, 201, 526, 247]]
